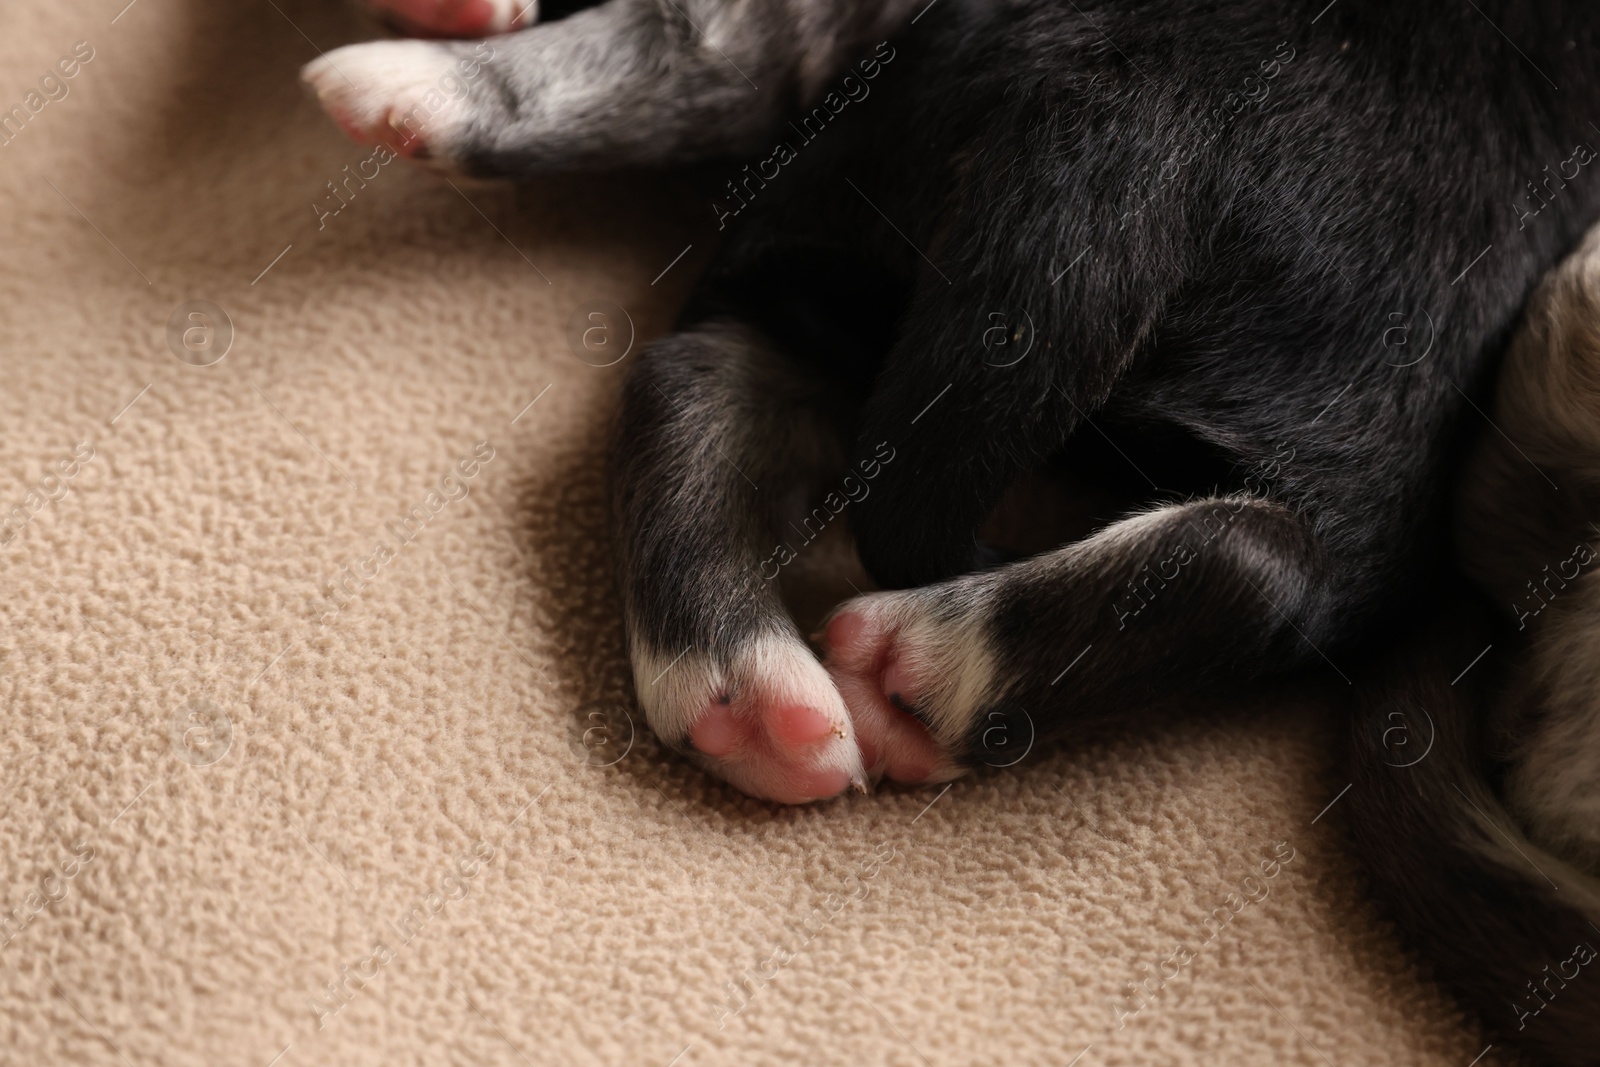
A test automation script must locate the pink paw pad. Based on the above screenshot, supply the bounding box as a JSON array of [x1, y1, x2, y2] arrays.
[[799, 767, 852, 799], [882, 660, 916, 710], [688, 699, 844, 765], [770, 703, 837, 746], [366, 0, 530, 37], [689, 702, 741, 758], [821, 603, 955, 787], [824, 610, 866, 651], [660, 636, 867, 806]]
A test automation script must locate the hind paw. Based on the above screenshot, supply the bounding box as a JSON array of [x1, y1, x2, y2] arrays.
[[634, 635, 868, 804], [821, 587, 1008, 784], [631, 582, 1017, 803]]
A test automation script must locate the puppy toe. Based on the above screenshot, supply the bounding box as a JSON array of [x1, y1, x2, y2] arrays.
[[636, 636, 867, 804], [301, 41, 476, 163], [821, 598, 971, 786]]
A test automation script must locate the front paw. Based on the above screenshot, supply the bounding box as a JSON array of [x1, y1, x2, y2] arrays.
[[631, 634, 868, 805], [820, 585, 1005, 786], [301, 41, 492, 164]]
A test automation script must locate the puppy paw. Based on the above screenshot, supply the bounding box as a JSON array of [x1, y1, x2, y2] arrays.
[[302, 41, 488, 162], [634, 635, 868, 805], [822, 587, 1008, 785], [361, 0, 532, 37]]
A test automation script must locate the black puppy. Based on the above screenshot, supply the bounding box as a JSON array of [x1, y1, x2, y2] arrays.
[[305, 1, 1600, 1061], [607, 5, 1600, 1063], [612, 0, 1600, 807]]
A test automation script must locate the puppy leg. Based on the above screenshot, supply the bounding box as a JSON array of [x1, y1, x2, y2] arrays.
[[304, 0, 921, 173], [822, 497, 1333, 782], [612, 318, 869, 804]]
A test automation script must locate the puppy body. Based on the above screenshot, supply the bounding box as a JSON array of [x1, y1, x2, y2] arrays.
[[616, 0, 1600, 790], [304, 0, 1600, 1059], [606, 2, 1600, 1058]]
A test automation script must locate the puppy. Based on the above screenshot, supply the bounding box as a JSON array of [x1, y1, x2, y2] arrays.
[[603, 0, 1600, 810], [304, 0, 1600, 1060]]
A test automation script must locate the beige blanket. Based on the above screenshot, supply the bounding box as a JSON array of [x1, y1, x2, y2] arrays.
[[0, 1, 1492, 1063]]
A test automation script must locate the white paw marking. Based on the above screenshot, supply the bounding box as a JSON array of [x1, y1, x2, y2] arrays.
[[827, 587, 999, 747], [302, 41, 488, 160], [819, 587, 997, 786], [631, 634, 867, 804]]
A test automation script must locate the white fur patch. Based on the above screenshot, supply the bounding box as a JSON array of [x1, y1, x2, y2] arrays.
[[301, 41, 474, 157], [630, 632, 865, 802], [827, 582, 1001, 752], [880, 591, 999, 749]]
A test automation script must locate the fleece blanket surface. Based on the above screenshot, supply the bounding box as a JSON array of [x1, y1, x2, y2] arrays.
[[0, 1, 1493, 1064]]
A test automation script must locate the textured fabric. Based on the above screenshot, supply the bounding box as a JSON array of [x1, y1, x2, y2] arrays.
[[0, 2, 1492, 1064]]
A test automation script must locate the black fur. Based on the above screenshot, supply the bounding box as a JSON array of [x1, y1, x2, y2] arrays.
[[662, 0, 1600, 732], [611, 0, 1600, 1060], [1349, 596, 1600, 1067]]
